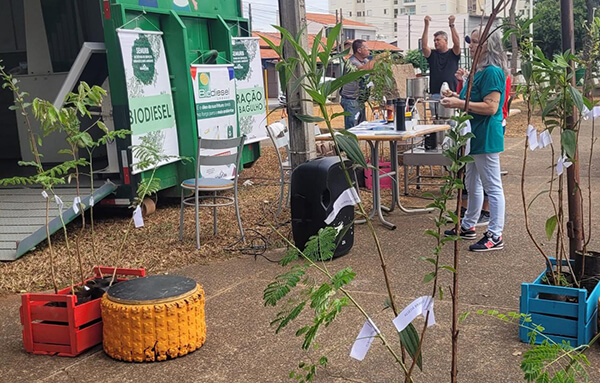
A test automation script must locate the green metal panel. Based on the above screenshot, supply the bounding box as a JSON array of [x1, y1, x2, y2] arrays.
[[102, 0, 255, 200]]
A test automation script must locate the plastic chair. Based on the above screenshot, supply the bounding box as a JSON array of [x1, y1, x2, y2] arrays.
[[179, 136, 246, 249], [266, 122, 291, 216]]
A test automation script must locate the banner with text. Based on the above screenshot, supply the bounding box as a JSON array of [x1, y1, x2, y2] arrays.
[[191, 64, 238, 178], [117, 29, 179, 175], [232, 37, 268, 144]]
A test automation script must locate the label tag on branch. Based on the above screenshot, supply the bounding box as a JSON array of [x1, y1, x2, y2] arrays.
[[133, 206, 144, 228], [54, 195, 64, 214], [392, 296, 436, 333], [350, 318, 380, 361], [556, 155, 572, 176], [89, 196, 95, 207], [461, 120, 472, 155], [583, 105, 600, 120], [526, 125, 538, 151], [41, 190, 48, 199], [72, 196, 82, 214], [366, 81, 374, 89], [538, 130, 552, 148], [325, 187, 361, 224]]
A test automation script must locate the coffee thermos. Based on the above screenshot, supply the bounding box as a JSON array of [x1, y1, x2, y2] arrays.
[[394, 99, 406, 131]]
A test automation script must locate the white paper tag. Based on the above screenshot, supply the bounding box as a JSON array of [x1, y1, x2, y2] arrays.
[[583, 105, 600, 120], [72, 196, 81, 214], [325, 187, 361, 224], [539, 130, 552, 148], [461, 120, 472, 156], [556, 155, 573, 176], [392, 296, 436, 333], [89, 196, 95, 207], [366, 81, 374, 89], [350, 318, 380, 361], [527, 125, 538, 151], [41, 190, 48, 199], [133, 206, 144, 228], [54, 195, 64, 213]]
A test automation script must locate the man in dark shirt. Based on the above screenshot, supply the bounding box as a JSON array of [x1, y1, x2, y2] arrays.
[[422, 15, 461, 95]]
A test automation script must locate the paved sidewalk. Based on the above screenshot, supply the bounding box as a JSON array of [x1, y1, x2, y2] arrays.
[[2, 128, 600, 382]]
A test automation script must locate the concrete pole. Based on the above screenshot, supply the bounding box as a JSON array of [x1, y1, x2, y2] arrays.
[[277, 0, 316, 169], [560, 0, 584, 257]]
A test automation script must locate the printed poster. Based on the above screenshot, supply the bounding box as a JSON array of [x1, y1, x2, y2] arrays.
[[232, 37, 268, 144], [191, 64, 238, 178], [117, 28, 180, 174]]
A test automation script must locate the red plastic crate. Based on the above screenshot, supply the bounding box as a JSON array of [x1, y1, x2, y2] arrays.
[[20, 266, 146, 357]]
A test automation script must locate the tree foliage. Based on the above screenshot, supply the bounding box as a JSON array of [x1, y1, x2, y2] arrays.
[[532, 0, 588, 57]]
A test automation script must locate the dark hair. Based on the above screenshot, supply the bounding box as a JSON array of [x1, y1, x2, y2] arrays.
[[433, 31, 448, 41], [352, 39, 366, 54]]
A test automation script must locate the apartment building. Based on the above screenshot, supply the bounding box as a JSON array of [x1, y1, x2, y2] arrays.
[[328, 0, 531, 50]]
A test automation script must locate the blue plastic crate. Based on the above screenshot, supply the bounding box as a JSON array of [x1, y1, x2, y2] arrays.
[[519, 258, 600, 347]]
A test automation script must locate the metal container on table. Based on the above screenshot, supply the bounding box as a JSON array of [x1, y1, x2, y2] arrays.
[[406, 77, 428, 99], [436, 103, 455, 119]]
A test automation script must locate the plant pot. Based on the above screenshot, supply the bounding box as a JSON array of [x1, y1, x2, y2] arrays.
[[520, 258, 600, 347], [573, 250, 600, 281], [20, 266, 146, 357]]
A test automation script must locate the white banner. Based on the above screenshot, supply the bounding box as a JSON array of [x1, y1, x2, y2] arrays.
[[191, 64, 238, 178], [232, 37, 268, 144], [117, 29, 179, 175]]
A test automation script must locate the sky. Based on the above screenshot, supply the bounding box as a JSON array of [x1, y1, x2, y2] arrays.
[[243, 0, 331, 32]]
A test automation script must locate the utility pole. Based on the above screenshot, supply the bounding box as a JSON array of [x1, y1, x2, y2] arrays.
[[248, 3, 252, 32], [408, 14, 411, 50], [560, 0, 583, 257], [278, 0, 316, 168]]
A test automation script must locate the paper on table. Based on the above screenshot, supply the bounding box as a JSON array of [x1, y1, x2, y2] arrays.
[[54, 195, 64, 214], [538, 130, 552, 148], [526, 125, 538, 151], [350, 318, 380, 361], [392, 296, 436, 333], [325, 187, 361, 224], [556, 155, 572, 176], [133, 206, 144, 228], [72, 196, 82, 214]]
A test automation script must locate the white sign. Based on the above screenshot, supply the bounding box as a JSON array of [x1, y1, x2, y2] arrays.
[[191, 64, 238, 179], [392, 296, 436, 333], [350, 318, 380, 361], [232, 37, 268, 144], [117, 29, 180, 175]]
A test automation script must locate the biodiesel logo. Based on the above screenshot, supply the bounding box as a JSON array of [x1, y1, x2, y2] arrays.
[[131, 34, 156, 85], [198, 72, 210, 93], [197, 72, 231, 99]]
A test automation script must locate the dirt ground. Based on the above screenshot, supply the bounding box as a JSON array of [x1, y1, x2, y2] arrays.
[[0, 102, 538, 295]]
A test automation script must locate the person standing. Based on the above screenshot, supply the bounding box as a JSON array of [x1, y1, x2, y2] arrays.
[[441, 29, 507, 252], [340, 40, 376, 129], [422, 15, 461, 95]]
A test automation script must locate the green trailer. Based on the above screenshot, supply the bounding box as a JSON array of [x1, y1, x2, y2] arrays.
[[0, 0, 261, 260]]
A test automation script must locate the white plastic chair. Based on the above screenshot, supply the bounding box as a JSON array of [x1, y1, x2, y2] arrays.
[[266, 122, 291, 216]]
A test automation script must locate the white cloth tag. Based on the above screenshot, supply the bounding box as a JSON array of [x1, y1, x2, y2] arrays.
[[41, 190, 48, 199], [461, 120, 472, 155], [392, 296, 436, 333], [556, 155, 573, 176], [527, 125, 538, 151], [72, 196, 81, 214], [54, 195, 64, 214], [539, 130, 552, 148], [350, 318, 380, 361], [366, 81, 374, 88], [325, 187, 361, 224], [89, 196, 95, 207], [583, 105, 600, 120], [133, 206, 144, 228]]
